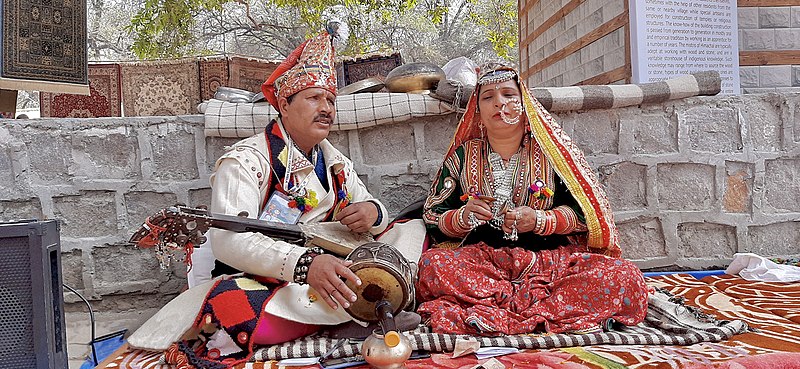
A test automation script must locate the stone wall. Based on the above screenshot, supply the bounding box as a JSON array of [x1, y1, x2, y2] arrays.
[[0, 92, 799, 366], [738, 5, 800, 92], [518, 1, 800, 92], [519, 0, 628, 87]]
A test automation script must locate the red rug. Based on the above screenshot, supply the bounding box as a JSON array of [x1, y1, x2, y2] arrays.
[[40, 64, 122, 118]]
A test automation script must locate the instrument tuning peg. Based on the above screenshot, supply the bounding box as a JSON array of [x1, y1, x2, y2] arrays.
[[237, 211, 249, 217], [176, 234, 189, 245], [193, 230, 207, 244], [196, 235, 208, 244]]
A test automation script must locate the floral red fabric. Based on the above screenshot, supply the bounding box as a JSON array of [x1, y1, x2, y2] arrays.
[[416, 243, 649, 335]]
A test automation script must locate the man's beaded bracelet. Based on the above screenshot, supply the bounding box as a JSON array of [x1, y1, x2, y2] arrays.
[[293, 246, 325, 284]]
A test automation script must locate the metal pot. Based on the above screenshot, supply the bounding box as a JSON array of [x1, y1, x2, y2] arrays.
[[361, 329, 412, 369], [385, 63, 445, 94]]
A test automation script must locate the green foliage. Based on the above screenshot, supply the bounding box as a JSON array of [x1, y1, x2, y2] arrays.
[[128, 0, 229, 59], [466, 0, 517, 59], [128, 0, 517, 61]]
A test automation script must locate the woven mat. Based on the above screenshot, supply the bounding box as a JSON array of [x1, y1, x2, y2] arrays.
[[120, 60, 200, 116], [252, 288, 747, 361], [100, 274, 800, 369], [40, 64, 121, 117]]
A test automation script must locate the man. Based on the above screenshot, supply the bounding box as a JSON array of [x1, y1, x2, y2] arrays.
[[148, 31, 394, 368], [209, 30, 388, 319]]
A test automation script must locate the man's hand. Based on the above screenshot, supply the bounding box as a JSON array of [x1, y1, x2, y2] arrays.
[[335, 202, 378, 233], [307, 254, 362, 310]]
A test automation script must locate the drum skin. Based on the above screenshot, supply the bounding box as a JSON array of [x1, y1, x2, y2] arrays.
[[344, 242, 414, 322]]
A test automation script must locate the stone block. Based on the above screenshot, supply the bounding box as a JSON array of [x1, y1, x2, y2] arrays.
[[92, 244, 185, 295], [379, 174, 431, 217], [795, 99, 800, 140], [326, 130, 350, 158], [584, 57, 605, 79], [656, 163, 716, 211], [723, 161, 754, 213], [793, 6, 800, 27], [0, 198, 43, 222], [629, 113, 678, 154], [73, 130, 140, 179], [124, 191, 179, 232], [617, 218, 667, 260], [604, 46, 626, 71], [747, 221, 800, 256], [794, 66, 800, 87], [0, 145, 15, 192], [24, 130, 73, 181], [740, 29, 775, 50], [61, 250, 84, 290], [564, 110, 619, 155], [739, 67, 759, 87], [682, 106, 742, 153], [205, 136, 241, 172], [53, 191, 118, 238], [775, 29, 800, 49], [597, 162, 647, 211], [740, 95, 783, 152], [189, 188, 212, 207], [360, 123, 416, 165], [677, 222, 737, 258], [604, 0, 625, 24], [759, 65, 792, 87], [149, 128, 199, 181], [759, 7, 791, 28], [738, 7, 759, 29], [422, 117, 458, 160], [764, 158, 800, 212]]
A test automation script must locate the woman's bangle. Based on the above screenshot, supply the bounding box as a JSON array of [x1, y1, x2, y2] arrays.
[[293, 246, 324, 284], [455, 207, 470, 230]]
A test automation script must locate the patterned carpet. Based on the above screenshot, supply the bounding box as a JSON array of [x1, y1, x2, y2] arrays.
[[199, 56, 229, 101], [228, 56, 278, 94], [40, 64, 121, 117], [1, 0, 87, 85], [120, 60, 201, 116], [99, 274, 800, 369]]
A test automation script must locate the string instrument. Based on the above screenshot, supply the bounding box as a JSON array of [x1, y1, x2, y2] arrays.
[[128, 205, 373, 268]]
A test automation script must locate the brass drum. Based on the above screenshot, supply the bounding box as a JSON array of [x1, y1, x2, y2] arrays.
[[344, 242, 415, 322]]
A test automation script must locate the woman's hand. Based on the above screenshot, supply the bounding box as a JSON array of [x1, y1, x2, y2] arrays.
[[307, 254, 362, 310], [461, 197, 494, 226], [502, 206, 537, 234]]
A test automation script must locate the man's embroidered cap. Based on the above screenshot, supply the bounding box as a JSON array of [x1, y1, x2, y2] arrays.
[[262, 32, 338, 109]]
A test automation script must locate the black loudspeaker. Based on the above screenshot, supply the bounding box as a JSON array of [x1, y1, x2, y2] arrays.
[[0, 220, 68, 369]]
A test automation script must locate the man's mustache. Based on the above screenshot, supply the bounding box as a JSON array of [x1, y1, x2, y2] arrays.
[[313, 113, 333, 124]]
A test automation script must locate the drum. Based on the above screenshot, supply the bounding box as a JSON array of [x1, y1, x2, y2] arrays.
[[344, 242, 415, 322]]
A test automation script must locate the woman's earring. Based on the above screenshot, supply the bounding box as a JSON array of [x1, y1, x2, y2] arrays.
[[479, 122, 485, 139]]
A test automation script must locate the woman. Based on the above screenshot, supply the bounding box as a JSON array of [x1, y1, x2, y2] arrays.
[[418, 64, 649, 336]]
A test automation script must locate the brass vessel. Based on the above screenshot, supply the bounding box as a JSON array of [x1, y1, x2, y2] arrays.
[[362, 329, 412, 369], [385, 63, 445, 93]]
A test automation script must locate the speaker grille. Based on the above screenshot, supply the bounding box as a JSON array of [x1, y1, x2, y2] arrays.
[[0, 236, 36, 368]]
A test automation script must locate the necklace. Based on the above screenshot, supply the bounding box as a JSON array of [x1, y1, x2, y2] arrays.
[[486, 142, 523, 231]]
